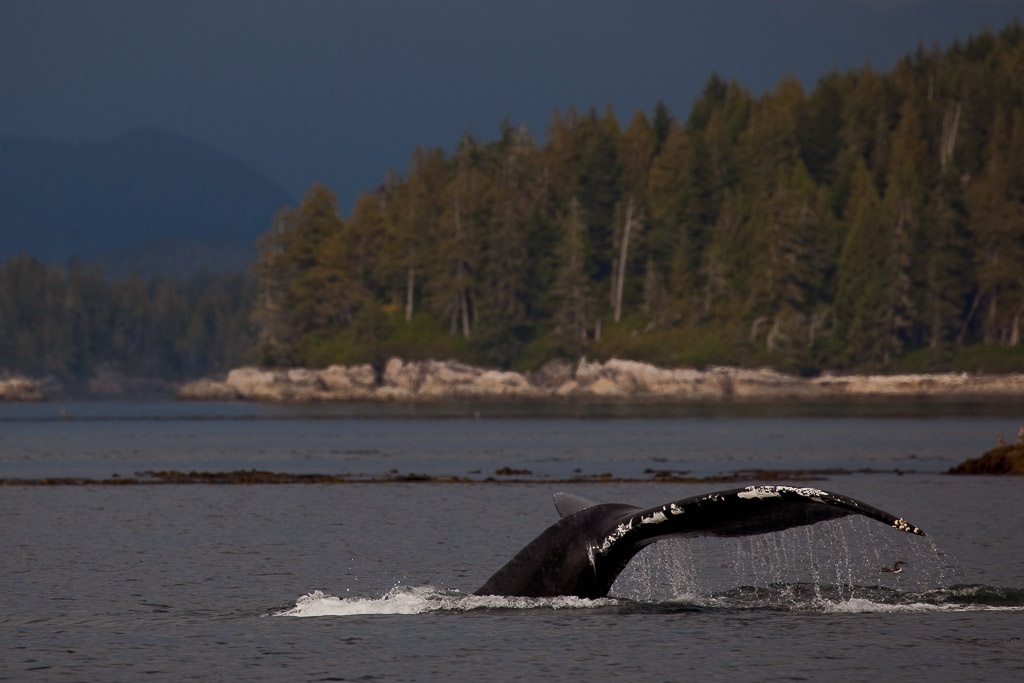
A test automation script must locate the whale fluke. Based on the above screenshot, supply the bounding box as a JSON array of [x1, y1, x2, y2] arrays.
[[474, 485, 925, 599]]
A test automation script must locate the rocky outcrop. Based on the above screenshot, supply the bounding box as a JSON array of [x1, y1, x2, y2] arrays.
[[178, 359, 548, 402], [0, 377, 46, 401], [810, 372, 1024, 399], [176, 365, 378, 401], [948, 443, 1024, 475], [175, 358, 1024, 403]]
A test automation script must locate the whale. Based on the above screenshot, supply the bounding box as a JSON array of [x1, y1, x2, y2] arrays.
[[474, 485, 925, 599]]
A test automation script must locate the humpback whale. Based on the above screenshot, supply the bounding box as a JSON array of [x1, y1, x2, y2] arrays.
[[474, 485, 925, 599]]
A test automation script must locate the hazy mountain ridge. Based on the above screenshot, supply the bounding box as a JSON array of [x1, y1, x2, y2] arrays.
[[0, 127, 293, 272]]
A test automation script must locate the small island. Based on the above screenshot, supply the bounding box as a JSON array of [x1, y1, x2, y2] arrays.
[[5, 26, 1024, 411]]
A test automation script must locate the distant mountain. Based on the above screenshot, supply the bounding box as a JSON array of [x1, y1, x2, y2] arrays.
[[0, 127, 293, 274]]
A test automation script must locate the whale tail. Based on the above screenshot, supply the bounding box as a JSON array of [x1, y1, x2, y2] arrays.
[[474, 485, 925, 599]]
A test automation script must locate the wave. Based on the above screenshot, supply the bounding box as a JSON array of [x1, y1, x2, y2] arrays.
[[273, 583, 1024, 617]]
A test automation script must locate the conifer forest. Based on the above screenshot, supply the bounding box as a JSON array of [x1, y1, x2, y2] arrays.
[[3, 24, 1024, 381]]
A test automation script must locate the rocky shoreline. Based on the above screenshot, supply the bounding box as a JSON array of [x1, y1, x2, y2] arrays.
[[174, 358, 1024, 403], [0, 377, 46, 401], [7, 358, 1024, 403]]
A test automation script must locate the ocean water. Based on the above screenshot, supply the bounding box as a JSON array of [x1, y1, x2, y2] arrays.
[[2, 400, 1023, 680]]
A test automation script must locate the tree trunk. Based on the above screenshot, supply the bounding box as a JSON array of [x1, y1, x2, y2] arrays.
[[613, 196, 637, 323], [1008, 299, 1024, 347], [808, 307, 831, 348], [940, 101, 961, 171], [460, 280, 471, 339], [984, 295, 998, 345], [956, 290, 982, 347], [452, 189, 471, 338], [749, 315, 768, 341], [405, 265, 415, 322]]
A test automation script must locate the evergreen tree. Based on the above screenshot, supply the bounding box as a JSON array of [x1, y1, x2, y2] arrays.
[[689, 79, 752, 231], [651, 99, 674, 154], [745, 164, 835, 360], [0, 255, 69, 376], [832, 65, 889, 211], [880, 99, 929, 358], [65, 259, 111, 376], [576, 105, 623, 310], [798, 71, 844, 187], [251, 183, 342, 364], [965, 107, 1024, 346], [393, 147, 447, 322], [835, 160, 889, 366], [611, 110, 654, 323], [921, 172, 971, 352], [427, 132, 486, 338], [552, 198, 592, 354], [475, 122, 536, 365], [646, 122, 699, 322]]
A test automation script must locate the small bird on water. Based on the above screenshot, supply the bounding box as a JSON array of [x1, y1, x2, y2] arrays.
[[879, 561, 906, 573]]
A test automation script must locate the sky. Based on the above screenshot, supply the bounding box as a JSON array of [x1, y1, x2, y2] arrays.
[[3, 0, 1024, 215]]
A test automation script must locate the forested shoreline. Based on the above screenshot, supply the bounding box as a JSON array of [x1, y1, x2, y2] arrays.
[[0, 256, 255, 384], [251, 24, 1024, 375], [3, 24, 1024, 385]]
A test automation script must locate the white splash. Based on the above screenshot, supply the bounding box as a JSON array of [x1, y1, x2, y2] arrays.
[[274, 586, 618, 617], [820, 598, 1024, 613]]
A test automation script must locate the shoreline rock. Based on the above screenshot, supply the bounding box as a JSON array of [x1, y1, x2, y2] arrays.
[[0, 377, 46, 402], [175, 358, 1024, 403], [948, 443, 1024, 475]]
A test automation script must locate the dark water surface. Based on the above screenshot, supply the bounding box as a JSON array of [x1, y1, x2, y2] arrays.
[[2, 400, 1023, 680]]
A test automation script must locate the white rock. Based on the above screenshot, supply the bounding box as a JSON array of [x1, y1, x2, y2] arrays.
[[581, 376, 626, 397]]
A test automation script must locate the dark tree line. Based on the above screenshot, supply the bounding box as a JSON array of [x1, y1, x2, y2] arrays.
[[4, 24, 1024, 381], [0, 254, 256, 380], [252, 24, 1024, 373]]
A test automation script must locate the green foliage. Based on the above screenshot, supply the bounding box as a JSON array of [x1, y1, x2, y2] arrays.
[[512, 328, 566, 372], [245, 25, 1024, 373], [888, 343, 1024, 374], [383, 310, 474, 363], [953, 344, 1024, 373], [588, 322, 737, 369], [0, 254, 256, 381], [11, 24, 1024, 383]]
